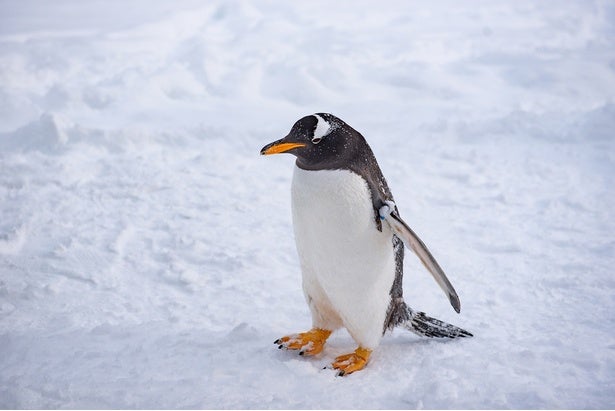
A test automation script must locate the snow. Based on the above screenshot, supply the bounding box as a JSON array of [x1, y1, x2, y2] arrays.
[[1, 0, 614, 408]]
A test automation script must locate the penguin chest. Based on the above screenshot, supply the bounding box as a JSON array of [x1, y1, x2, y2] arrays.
[[291, 166, 395, 346]]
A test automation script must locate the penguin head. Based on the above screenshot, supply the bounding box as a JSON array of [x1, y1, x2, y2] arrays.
[[261, 113, 362, 169]]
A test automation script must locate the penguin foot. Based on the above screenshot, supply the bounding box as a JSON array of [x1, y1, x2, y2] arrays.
[[274, 328, 332, 356], [332, 347, 371, 376]]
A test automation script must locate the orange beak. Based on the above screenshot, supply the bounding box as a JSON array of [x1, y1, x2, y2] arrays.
[[260, 139, 306, 155]]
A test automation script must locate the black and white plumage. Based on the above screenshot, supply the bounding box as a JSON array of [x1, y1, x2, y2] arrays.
[[261, 113, 471, 375]]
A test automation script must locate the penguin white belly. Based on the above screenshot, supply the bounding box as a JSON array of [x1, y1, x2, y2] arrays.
[[291, 166, 396, 349]]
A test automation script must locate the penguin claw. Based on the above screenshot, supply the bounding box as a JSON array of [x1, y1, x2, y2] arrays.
[[273, 329, 331, 356], [331, 347, 371, 376]]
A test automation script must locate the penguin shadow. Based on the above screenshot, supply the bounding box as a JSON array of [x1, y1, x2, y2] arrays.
[[376, 331, 473, 372], [381, 331, 464, 349]]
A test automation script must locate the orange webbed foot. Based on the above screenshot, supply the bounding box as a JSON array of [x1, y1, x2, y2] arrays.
[[274, 328, 332, 356], [331, 347, 371, 376]]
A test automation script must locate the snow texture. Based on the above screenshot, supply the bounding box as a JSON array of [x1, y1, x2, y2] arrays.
[[1, 0, 614, 408]]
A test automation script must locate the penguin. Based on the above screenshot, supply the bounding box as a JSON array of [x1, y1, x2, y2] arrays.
[[261, 113, 472, 376]]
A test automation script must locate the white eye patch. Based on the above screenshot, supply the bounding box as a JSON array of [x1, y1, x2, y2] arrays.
[[312, 114, 331, 144]]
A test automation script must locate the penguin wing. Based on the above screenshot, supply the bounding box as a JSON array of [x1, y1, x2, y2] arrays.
[[379, 202, 462, 313]]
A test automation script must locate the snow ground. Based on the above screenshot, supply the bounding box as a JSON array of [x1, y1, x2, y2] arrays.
[[1, 0, 614, 408]]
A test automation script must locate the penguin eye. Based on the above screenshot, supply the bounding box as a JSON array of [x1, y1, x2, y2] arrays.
[[311, 137, 322, 144]]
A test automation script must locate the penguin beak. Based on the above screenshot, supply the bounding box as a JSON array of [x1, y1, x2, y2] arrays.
[[260, 138, 306, 155]]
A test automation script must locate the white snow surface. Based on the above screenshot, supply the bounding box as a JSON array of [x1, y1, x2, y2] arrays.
[[1, 0, 614, 408]]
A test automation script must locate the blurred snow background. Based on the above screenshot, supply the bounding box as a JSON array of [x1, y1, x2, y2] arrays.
[[1, 0, 614, 408]]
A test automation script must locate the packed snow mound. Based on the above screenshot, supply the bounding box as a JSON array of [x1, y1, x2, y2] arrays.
[[0, 113, 66, 152], [1, 0, 614, 408]]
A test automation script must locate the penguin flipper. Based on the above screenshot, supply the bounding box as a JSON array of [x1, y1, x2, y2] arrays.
[[379, 202, 462, 313]]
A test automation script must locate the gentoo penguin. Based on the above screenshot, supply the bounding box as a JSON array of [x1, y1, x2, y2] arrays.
[[261, 113, 471, 376]]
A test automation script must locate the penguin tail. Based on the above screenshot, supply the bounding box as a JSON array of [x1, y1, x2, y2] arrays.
[[384, 299, 473, 339], [404, 310, 473, 338]]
